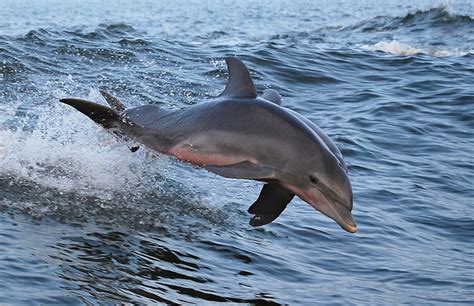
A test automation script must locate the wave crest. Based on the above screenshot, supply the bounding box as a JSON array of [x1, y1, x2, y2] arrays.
[[349, 5, 474, 33]]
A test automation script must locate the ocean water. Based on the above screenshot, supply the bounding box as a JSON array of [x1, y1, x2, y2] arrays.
[[1, 0, 473, 304]]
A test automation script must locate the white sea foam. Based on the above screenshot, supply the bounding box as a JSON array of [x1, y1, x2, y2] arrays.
[[361, 40, 474, 57]]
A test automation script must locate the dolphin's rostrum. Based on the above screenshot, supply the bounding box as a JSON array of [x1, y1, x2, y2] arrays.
[[60, 57, 357, 233]]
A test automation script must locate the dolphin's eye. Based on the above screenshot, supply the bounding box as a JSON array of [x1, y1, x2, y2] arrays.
[[309, 175, 319, 184]]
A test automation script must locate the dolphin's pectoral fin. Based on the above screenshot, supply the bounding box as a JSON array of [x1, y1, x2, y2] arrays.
[[204, 161, 274, 179], [248, 184, 295, 226], [261, 89, 282, 105], [218, 57, 258, 99], [99, 89, 127, 112]]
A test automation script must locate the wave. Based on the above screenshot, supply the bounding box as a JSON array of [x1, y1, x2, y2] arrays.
[[347, 5, 474, 33], [16, 23, 143, 51], [361, 40, 474, 57], [265, 5, 473, 55], [398, 5, 473, 28]]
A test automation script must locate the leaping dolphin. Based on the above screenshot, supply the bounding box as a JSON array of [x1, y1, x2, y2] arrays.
[[60, 57, 357, 233]]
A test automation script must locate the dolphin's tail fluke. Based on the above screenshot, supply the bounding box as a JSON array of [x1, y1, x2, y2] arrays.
[[99, 89, 127, 112], [59, 98, 121, 129], [60, 97, 140, 152]]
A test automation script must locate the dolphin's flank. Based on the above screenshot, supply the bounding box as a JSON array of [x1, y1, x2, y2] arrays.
[[60, 57, 357, 233]]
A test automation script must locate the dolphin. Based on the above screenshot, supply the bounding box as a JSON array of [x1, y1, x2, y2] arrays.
[[60, 57, 357, 233]]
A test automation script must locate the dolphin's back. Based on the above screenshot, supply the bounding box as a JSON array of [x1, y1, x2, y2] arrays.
[[287, 109, 347, 171], [125, 105, 171, 127], [127, 97, 333, 171]]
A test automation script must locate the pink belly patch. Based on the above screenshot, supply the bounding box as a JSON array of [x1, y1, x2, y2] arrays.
[[168, 144, 242, 166]]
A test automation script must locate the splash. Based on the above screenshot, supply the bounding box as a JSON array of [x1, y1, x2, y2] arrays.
[[0, 88, 231, 230], [0, 94, 162, 196]]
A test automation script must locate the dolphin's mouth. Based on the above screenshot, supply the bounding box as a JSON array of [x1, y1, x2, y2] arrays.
[[282, 183, 357, 233], [323, 198, 357, 233], [315, 181, 357, 232], [297, 186, 356, 233]]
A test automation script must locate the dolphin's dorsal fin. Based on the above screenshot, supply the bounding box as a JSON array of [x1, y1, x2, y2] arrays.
[[261, 89, 282, 105], [219, 57, 258, 99]]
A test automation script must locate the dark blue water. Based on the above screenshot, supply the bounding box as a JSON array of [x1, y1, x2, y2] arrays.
[[1, 0, 473, 304]]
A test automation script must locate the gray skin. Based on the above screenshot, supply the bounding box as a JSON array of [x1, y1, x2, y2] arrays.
[[60, 57, 356, 233]]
